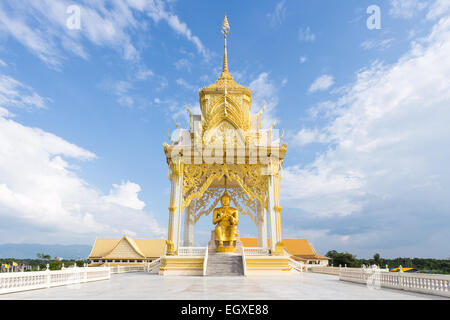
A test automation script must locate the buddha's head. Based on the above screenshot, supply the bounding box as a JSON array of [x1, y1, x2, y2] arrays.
[[221, 191, 231, 206]]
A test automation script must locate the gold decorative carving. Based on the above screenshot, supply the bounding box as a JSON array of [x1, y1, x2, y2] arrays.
[[273, 205, 282, 213], [274, 241, 285, 256], [165, 240, 175, 256], [182, 163, 267, 210], [191, 187, 258, 225]]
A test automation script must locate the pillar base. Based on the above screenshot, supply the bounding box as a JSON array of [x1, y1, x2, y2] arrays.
[[216, 244, 236, 253], [274, 241, 285, 256]]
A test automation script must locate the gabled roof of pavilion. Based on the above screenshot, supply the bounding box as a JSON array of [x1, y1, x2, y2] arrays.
[[88, 236, 166, 259]]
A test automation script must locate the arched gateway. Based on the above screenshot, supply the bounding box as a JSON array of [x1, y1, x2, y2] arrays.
[[160, 16, 292, 275]]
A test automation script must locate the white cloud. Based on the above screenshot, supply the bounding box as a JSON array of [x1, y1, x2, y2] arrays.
[[293, 128, 328, 146], [0, 74, 165, 244], [0, 0, 210, 68], [249, 72, 279, 128], [157, 76, 169, 91], [176, 78, 195, 91], [135, 66, 154, 81], [114, 80, 134, 108], [389, 0, 428, 19], [174, 58, 192, 72], [282, 14, 450, 256], [0, 73, 47, 111], [299, 56, 307, 64], [308, 74, 334, 93], [103, 181, 146, 210], [0, 114, 166, 243], [268, 1, 286, 28], [143, 0, 210, 60], [361, 38, 395, 50], [163, 13, 210, 60], [427, 0, 450, 20], [298, 27, 316, 42]]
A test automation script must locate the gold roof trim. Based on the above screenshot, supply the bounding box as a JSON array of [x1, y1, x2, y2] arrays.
[[104, 235, 146, 258]]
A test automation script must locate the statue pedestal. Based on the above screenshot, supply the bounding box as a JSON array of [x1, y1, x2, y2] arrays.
[[208, 231, 242, 254]]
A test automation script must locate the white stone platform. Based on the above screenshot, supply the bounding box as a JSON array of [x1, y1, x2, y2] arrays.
[[0, 272, 446, 300]]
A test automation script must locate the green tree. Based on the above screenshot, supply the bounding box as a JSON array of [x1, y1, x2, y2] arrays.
[[326, 250, 359, 267], [373, 253, 381, 266], [36, 253, 51, 260]]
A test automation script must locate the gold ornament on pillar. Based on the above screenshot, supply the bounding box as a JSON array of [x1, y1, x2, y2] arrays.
[[165, 240, 175, 255]]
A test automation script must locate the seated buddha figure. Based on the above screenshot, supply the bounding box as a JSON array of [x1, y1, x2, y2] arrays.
[[212, 190, 239, 252]]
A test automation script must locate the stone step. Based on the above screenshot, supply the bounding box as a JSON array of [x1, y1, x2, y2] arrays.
[[205, 254, 244, 276]]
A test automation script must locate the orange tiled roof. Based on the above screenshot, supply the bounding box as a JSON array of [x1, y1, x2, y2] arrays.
[[239, 237, 330, 260]]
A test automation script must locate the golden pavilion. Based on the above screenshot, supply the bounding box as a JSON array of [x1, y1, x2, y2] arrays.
[[88, 16, 328, 275]]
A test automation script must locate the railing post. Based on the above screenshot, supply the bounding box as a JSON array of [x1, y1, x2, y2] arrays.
[[46, 264, 50, 288], [84, 265, 88, 283], [203, 246, 209, 276], [242, 250, 247, 276]]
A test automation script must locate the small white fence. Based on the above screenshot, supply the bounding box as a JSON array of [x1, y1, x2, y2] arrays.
[[147, 259, 162, 274], [203, 246, 209, 276], [310, 266, 359, 275], [109, 265, 146, 274], [178, 247, 207, 256], [0, 267, 110, 295], [340, 268, 450, 298], [243, 247, 271, 256], [288, 258, 304, 272]]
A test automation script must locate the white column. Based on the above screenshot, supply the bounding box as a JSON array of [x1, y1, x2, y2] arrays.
[[256, 200, 268, 248], [267, 170, 282, 254], [268, 175, 277, 252], [183, 201, 195, 247], [167, 159, 184, 254]]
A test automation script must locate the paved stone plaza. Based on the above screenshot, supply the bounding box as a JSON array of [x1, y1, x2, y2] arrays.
[[0, 272, 445, 300]]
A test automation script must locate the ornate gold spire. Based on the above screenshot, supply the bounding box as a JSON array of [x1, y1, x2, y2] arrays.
[[221, 15, 230, 76], [198, 15, 253, 132]]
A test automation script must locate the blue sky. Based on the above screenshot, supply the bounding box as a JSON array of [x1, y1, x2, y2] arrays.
[[0, 0, 449, 259]]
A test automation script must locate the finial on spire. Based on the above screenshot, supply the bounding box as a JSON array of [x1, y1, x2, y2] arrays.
[[221, 15, 230, 75], [221, 15, 230, 35]]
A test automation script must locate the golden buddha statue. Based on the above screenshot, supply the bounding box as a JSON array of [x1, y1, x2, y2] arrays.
[[213, 190, 239, 252]]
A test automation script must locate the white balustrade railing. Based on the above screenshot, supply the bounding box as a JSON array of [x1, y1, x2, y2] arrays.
[[243, 247, 271, 256], [147, 258, 162, 274], [202, 246, 209, 276], [340, 268, 450, 298], [178, 247, 207, 256], [242, 249, 247, 276], [108, 265, 145, 274], [0, 267, 110, 295], [310, 266, 343, 275], [288, 258, 304, 273], [310, 266, 381, 275]]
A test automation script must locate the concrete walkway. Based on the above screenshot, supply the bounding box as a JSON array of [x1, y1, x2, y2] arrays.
[[0, 272, 445, 300]]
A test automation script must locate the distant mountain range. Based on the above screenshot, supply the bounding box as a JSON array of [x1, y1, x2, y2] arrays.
[[0, 243, 92, 260]]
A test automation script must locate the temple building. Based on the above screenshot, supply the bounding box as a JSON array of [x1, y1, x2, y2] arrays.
[[88, 16, 328, 275], [88, 236, 165, 266]]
